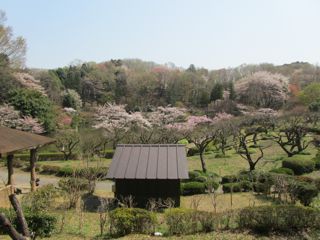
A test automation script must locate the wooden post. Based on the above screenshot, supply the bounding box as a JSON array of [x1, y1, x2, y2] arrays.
[[30, 148, 37, 192], [6, 154, 14, 186]]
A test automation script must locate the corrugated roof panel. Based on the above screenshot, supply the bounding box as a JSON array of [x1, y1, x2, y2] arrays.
[[135, 147, 149, 179], [167, 146, 178, 179], [146, 146, 158, 179], [106, 146, 123, 178], [157, 146, 167, 178], [177, 146, 189, 179], [125, 146, 141, 178], [115, 146, 132, 178]]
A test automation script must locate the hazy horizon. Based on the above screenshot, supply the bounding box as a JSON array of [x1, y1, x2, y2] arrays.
[[2, 0, 320, 69]]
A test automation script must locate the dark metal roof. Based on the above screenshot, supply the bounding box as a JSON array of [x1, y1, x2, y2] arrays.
[[107, 144, 189, 179], [0, 126, 55, 154]]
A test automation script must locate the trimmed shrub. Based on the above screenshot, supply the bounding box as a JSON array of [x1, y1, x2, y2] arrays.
[[194, 176, 207, 183], [188, 171, 201, 180], [14, 152, 77, 161], [187, 147, 200, 156], [239, 205, 320, 233], [165, 208, 215, 235], [222, 183, 241, 193], [221, 175, 237, 184], [0, 210, 57, 239], [270, 167, 294, 175], [313, 154, 320, 170], [109, 208, 156, 236], [104, 149, 115, 159], [205, 180, 219, 191], [291, 182, 319, 206], [282, 159, 315, 175], [23, 211, 57, 239], [314, 178, 320, 191], [40, 165, 61, 175], [165, 208, 196, 235], [181, 182, 206, 195], [240, 181, 252, 192]]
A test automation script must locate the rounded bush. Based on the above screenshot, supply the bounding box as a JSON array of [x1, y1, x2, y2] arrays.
[[181, 181, 206, 195], [221, 175, 238, 184], [205, 179, 219, 191], [291, 182, 319, 206], [187, 147, 200, 156], [240, 180, 252, 192], [270, 167, 294, 175], [282, 159, 315, 175], [194, 176, 207, 183], [109, 208, 156, 237], [188, 171, 201, 180], [222, 183, 241, 193]]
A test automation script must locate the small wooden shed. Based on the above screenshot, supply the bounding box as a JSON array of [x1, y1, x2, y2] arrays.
[[107, 144, 189, 207], [0, 126, 55, 192]]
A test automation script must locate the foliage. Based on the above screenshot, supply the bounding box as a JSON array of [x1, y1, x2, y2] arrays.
[[0, 10, 26, 68], [109, 208, 156, 237], [55, 129, 80, 160], [164, 208, 215, 235], [282, 159, 315, 175], [8, 88, 56, 132], [22, 184, 60, 212], [181, 181, 206, 195], [58, 177, 90, 208], [299, 82, 320, 105], [62, 89, 82, 110], [23, 211, 57, 240], [210, 82, 223, 101], [238, 205, 320, 233], [222, 183, 242, 193], [269, 167, 294, 175], [291, 181, 319, 206], [221, 175, 238, 184], [235, 71, 288, 109]]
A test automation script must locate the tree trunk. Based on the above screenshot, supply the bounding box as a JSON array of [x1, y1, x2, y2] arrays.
[[7, 154, 14, 186], [30, 149, 37, 192], [9, 194, 30, 238], [199, 152, 207, 173], [0, 213, 27, 240]]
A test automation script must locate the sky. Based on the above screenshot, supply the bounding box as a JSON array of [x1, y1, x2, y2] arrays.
[[1, 0, 320, 70]]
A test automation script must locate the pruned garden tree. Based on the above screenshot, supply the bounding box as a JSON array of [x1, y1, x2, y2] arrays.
[[55, 129, 80, 160], [232, 117, 271, 171], [271, 114, 313, 157]]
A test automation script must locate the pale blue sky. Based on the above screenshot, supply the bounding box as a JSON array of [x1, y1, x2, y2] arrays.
[[1, 0, 320, 69]]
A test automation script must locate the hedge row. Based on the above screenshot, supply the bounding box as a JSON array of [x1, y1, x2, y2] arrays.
[[41, 165, 109, 178], [239, 205, 320, 233], [13, 152, 77, 161], [282, 159, 315, 175]]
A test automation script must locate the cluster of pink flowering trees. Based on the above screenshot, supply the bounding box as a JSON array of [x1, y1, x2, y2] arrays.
[[0, 104, 44, 133]]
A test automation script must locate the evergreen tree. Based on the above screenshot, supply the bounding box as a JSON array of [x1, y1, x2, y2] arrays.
[[210, 82, 223, 102], [228, 81, 236, 100]]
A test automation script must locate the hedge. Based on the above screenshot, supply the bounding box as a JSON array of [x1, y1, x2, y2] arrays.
[[282, 159, 315, 175], [270, 167, 294, 175], [239, 205, 320, 233], [222, 183, 242, 193], [109, 208, 156, 236], [164, 208, 215, 235], [13, 152, 77, 161], [221, 175, 238, 184], [181, 182, 206, 195]]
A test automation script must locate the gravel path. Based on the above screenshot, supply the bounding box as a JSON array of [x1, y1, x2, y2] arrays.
[[0, 167, 113, 192]]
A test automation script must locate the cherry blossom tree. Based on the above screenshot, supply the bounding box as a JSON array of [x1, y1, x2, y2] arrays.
[[0, 104, 44, 133], [93, 103, 151, 148], [235, 71, 289, 109]]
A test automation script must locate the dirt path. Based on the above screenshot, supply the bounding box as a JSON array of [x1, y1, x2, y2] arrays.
[[0, 167, 113, 191]]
